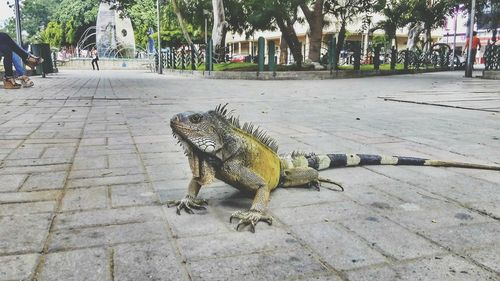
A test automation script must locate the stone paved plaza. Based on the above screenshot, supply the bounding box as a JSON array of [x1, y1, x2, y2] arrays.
[[0, 70, 499, 281]]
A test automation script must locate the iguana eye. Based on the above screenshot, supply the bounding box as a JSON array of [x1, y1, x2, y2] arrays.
[[189, 114, 202, 123]]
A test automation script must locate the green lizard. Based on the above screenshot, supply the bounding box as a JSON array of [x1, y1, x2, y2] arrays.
[[167, 104, 500, 232]]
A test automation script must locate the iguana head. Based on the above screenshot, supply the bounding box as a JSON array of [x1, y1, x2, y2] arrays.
[[170, 110, 225, 155]]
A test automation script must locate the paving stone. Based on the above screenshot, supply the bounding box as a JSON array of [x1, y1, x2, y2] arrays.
[[0, 190, 60, 204], [0, 174, 27, 192], [0, 214, 52, 255], [110, 183, 157, 207], [292, 222, 387, 270], [466, 247, 500, 273], [177, 228, 300, 260], [162, 205, 231, 238], [0, 253, 39, 281], [423, 222, 500, 252], [0, 201, 56, 216], [392, 254, 497, 280], [187, 247, 328, 281], [272, 200, 373, 225], [113, 241, 186, 281], [72, 155, 108, 170], [36, 248, 109, 281], [386, 205, 495, 232], [53, 206, 165, 230], [48, 221, 167, 251], [61, 186, 108, 211], [21, 171, 67, 191], [341, 215, 444, 260], [108, 154, 141, 168], [67, 173, 146, 188]]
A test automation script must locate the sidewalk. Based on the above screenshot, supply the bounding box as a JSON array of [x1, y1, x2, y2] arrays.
[[0, 70, 499, 280]]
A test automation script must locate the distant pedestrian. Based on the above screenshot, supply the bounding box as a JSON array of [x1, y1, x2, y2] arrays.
[[91, 47, 99, 70], [0, 32, 43, 89], [464, 31, 481, 69]]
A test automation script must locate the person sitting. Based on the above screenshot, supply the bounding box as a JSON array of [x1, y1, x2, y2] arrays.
[[0, 32, 43, 89]]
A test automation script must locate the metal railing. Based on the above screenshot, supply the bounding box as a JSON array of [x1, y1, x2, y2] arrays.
[[484, 43, 500, 71]]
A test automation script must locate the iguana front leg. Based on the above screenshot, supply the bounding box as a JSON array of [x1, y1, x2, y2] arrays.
[[166, 178, 208, 214], [223, 162, 274, 232]]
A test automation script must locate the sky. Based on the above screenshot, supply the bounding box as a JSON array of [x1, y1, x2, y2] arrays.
[[0, 0, 16, 26]]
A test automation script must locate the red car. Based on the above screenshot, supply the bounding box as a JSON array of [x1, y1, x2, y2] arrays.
[[230, 54, 246, 63]]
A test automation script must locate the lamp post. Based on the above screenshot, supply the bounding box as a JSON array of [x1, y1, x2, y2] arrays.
[[203, 9, 211, 45], [465, 0, 476, 78], [7, 0, 22, 46], [156, 0, 163, 74]]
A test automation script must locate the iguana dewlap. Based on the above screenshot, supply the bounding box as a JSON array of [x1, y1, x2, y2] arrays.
[[168, 104, 500, 232]]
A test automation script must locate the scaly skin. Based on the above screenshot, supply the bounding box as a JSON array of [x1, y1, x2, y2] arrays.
[[168, 104, 500, 232]]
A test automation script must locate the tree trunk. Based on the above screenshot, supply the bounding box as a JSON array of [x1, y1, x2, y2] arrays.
[[279, 34, 288, 64], [211, 0, 227, 59], [276, 16, 302, 68], [335, 22, 347, 68], [300, 0, 324, 62], [171, 0, 193, 46]]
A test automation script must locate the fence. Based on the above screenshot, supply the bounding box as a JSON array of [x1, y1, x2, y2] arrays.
[[154, 37, 469, 74], [484, 43, 500, 71]]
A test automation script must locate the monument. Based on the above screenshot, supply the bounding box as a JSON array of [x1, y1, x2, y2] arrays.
[[95, 1, 136, 58]]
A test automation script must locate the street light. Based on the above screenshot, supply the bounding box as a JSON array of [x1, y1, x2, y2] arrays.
[[156, 0, 163, 74], [7, 0, 22, 46], [465, 0, 476, 78], [203, 9, 211, 45]]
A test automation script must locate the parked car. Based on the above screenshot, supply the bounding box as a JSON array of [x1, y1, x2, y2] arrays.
[[230, 54, 246, 63]]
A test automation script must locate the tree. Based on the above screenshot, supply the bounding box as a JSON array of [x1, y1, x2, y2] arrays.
[[299, 0, 327, 63], [407, 0, 455, 51], [371, 0, 411, 52], [20, 0, 59, 37], [325, 0, 382, 66], [235, 0, 304, 67]]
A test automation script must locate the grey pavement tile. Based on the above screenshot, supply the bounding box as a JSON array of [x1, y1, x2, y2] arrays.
[[422, 222, 500, 252], [0, 190, 60, 204], [0, 164, 70, 175], [21, 171, 67, 191], [187, 247, 328, 281], [291, 222, 387, 270], [113, 241, 186, 281], [108, 154, 141, 168], [0, 174, 27, 192], [72, 155, 108, 170], [67, 173, 146, 188], [53, 206, 165, 230], [36, 248, 109, 281], [110, 183, 157, 207], [68, 167, 139, 179], [177, 228, 300, 260], [0, 214, 52, 255], [467, 201, 500, 218], [268, 187, 346, 209], [0, 253, 39, 281], [161, 205, 231, 238], [272, 200, 373, 226], [465, 247, 500, 274], [61, 186, 108, 211], [0, 201, 56, 216], [48, 221, 167, 251], [340, 216, 444, 260], [386, 205, 496, 232]]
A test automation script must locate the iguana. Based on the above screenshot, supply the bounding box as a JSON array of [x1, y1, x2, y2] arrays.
[[167, 104, 500, 232]]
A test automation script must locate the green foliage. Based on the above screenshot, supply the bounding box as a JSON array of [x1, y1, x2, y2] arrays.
[[39, 21, 64, 47], [21, 0, 59, 37]]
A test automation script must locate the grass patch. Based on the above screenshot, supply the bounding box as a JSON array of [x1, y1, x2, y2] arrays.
[[196, 62, 314, 71]]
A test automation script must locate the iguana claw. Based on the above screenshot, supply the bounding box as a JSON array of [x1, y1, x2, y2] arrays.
[[166, 196, 208, 215], [230, 210, 273, 233]]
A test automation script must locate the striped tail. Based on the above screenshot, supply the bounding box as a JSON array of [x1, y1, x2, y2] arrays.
[[304, 154, 500, 171]]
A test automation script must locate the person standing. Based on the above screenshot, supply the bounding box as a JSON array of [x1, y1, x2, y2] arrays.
[[0, 32, 43, 89], [91, 47, 99, 70], [464, 31, 482, 70]]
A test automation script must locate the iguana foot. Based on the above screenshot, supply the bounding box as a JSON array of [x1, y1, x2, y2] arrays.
[[229, 209, 273, 233], [166, 195, 208, 215]]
